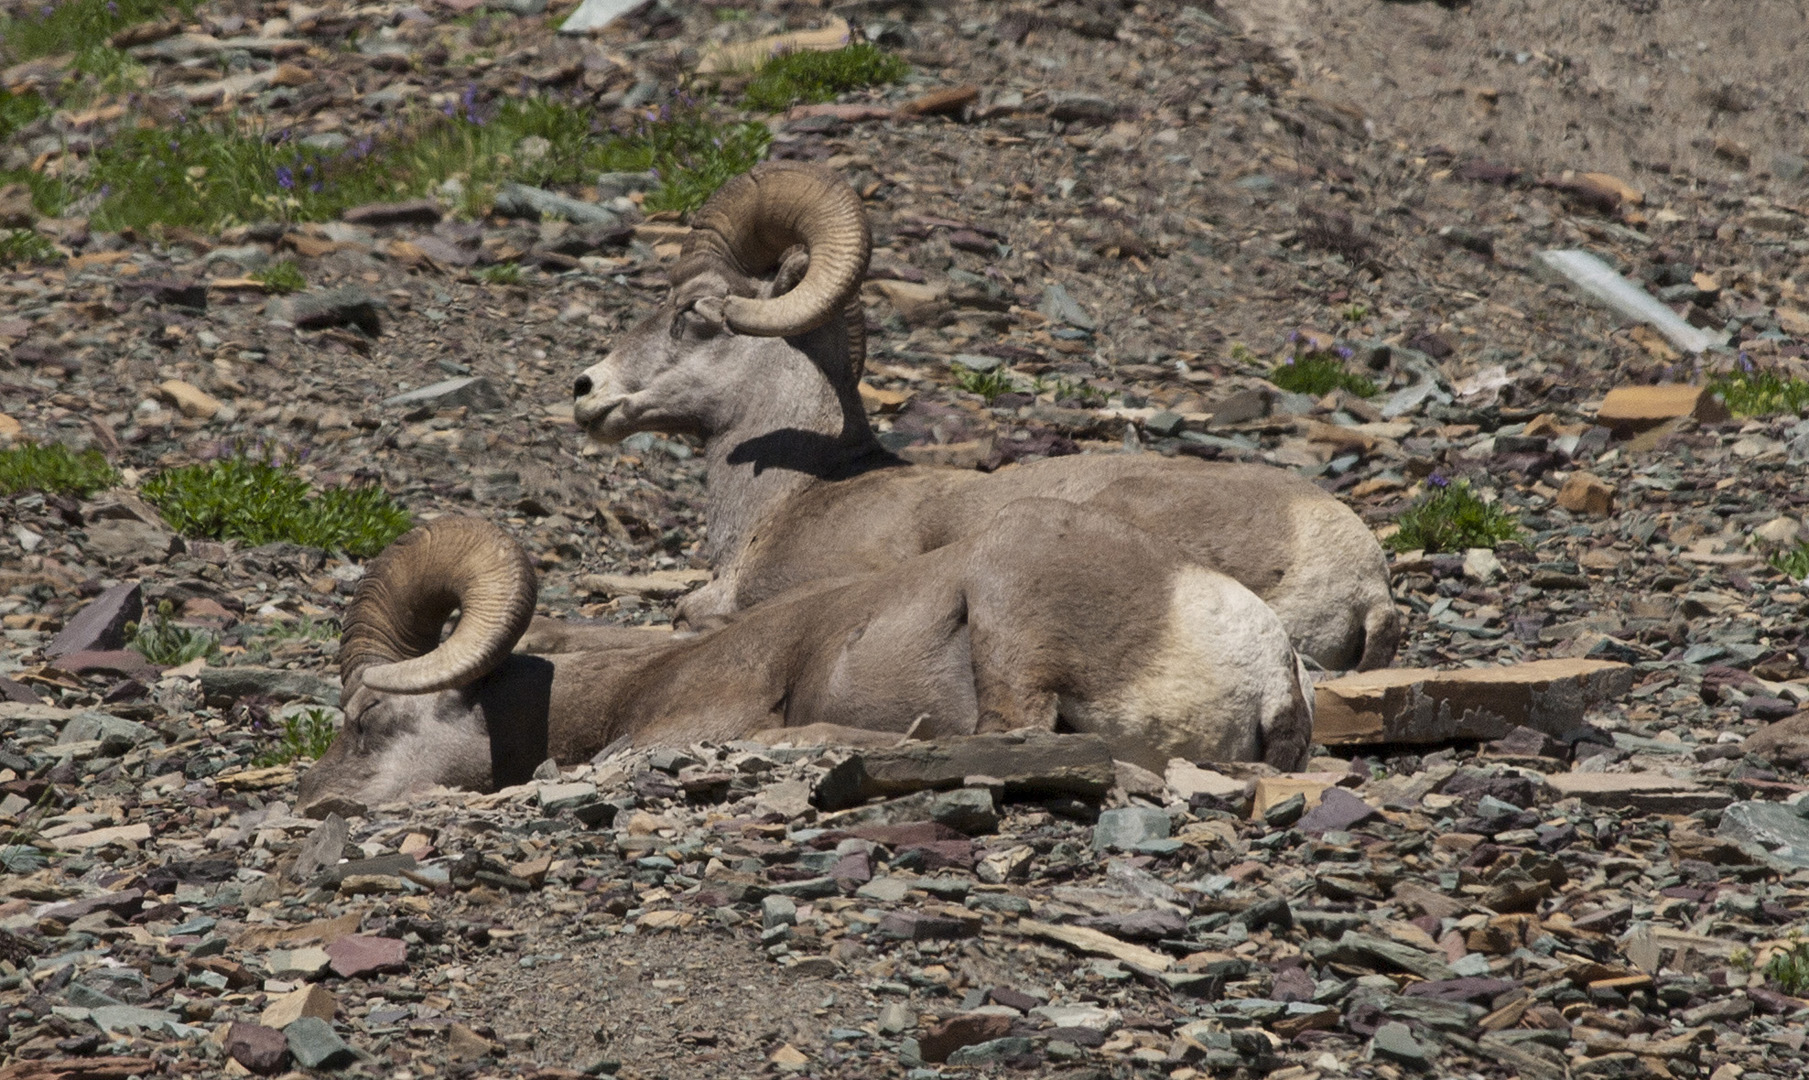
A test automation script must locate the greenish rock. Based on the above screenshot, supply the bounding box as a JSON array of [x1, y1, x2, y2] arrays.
[[285, 1016, 358, 1069], [947, 1036, 1033, 1066], [1369, 1021, 1429, 1067], [90, 1004, 178, 1033]]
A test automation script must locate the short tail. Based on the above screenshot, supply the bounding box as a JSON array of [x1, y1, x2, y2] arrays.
[[1262, 653, 1316, 771], [1356, 601, 1402, 672]]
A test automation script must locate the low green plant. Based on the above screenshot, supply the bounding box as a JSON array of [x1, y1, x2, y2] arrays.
[[0, 88, 48, 141], [1387, 477, 1522, 553], [142, 453, 411, 558], [258, 616, 340, 643], [473, 262, 521, 285], [951, 362, 1017, 404], [1271, 349, 1377, 398], [254, 707, 338, 767], [1228, 343, 1254, 365], [0, 442, 118, 497], [0, 0, 196, 63], [127, 599, 220, 666], [1033, 374, 1108, 407], [741, 44, 910, 112], [251, 258, 306, 294], [1710, 366, 1809, 417], [0, 228, 60, 265], [1764, 937, 1809, 995], [1340, 303, 1370, 323], [1773, 542, 1809, 582]]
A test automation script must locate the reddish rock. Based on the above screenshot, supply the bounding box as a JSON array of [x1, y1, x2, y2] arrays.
[[324, 935, 408, 979], [342, 199, 442, 227], [225, 1022, 290, 1074], [46, 582, 142, 658], [46, 650, 162, 681]]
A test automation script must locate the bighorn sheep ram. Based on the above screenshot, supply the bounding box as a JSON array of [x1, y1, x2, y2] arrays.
[[296, 512, 1313, 809], [572, 162, 1400, 671]]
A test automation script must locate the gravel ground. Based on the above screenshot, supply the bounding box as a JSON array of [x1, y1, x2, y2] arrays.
[[5, 0, 1809, 1078]]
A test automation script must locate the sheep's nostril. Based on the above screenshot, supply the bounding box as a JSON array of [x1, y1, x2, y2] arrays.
[[573, 375, 592, 399]]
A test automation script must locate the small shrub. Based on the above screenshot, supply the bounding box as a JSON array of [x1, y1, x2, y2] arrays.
[[0, 229, 60, 265], [127, 599, 219, 666], [951, 362, 1017, 404], [254, 707, 339, 767], [1340, 303, 1370, 323], [0, 168, 71, 218], [260, 616, 340, 643], [1271, 349, 1377, 398], [1387, 477, 1522, 553], [1764, 938, 1809, 995], [741, 44, 910, 112], [1773, 542, 1809, 582], [0, 442, 118, 497], [142, 453, 411, 557], [1710, 366, 1809, 417], [251, 258, 306, 294], [473, 262, 521, 285]]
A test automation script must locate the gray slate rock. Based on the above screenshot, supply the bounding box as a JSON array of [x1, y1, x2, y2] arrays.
[[1369, 1021, 1430, 1066], [492, 182, 620, 226], [1092, 806, 1170, 851], [381, 376, 505, 414], [198, 666, 339, 707], [83, 519, 179, 566], [268, 287, 383, 335], [1717, 800, 1809, 868], [56, 712, 152, 753]]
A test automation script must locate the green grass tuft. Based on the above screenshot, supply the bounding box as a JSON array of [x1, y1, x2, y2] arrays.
[[254, 707, 338, 767], [251, 258, 306, 294], [0, 0, 196, 63], [86, 97, 770, 232], [473, 262, 521, 285], [1773, 542, 1809, 582], [951, 362, 1018, 404], [1710, 366, 1809, 417], [1388, 478, 1522, 553], [0, 442, 118, 497], [0, 228, 61, 265], [1271, 350, 1377, 398], [127, 599, 219, 666], [1765, 938, 1809, 995], [0, 87, 48, 141], [142, 453, 411, 558], [741, 44, 910, 112]]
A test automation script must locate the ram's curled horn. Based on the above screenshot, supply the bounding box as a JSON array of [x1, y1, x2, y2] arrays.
[[340, 517, 537, 695], [676, 161, 872, 338]]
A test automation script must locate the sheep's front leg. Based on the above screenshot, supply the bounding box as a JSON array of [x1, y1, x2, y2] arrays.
[[965, 599, 1060, 734]]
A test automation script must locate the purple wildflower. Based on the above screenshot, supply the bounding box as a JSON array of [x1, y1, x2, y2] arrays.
[[462, 84, 481, 124], [275, 166, 294, 189], [1336, 344, 1354, 359], [1428, 473, 1450, 489], [310, 180, 324, 193], [1739, 350, 1754, 373]]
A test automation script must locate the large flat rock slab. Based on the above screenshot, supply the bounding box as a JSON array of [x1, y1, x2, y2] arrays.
[[1313, 659, 1633, 745]]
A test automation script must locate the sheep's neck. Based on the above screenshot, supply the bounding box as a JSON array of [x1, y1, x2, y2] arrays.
[[700, 321, 886, 566]]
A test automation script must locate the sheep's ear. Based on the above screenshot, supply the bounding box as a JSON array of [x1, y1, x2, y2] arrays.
[[692, 295, 727, 330], [767, 245, 811, 298]]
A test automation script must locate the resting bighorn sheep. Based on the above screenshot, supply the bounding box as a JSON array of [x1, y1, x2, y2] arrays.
[[296, 513, 1313, 809], [572, 162, 1400, 671]]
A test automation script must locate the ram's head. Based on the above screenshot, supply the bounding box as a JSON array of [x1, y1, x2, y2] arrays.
[[572, 161, 871, 443]]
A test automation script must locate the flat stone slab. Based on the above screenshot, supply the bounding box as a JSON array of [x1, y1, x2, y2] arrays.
[[1313, 659, 1633, 745], [1544, 771, 1700, 802], [812, 731, 1115, 811]]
